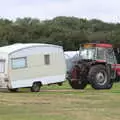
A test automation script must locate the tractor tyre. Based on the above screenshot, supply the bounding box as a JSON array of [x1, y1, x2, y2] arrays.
[[68, 80, 87, 89], [106, 82, 113, 89], [67, 65, 87, 89], [88, 65, 112, 89]]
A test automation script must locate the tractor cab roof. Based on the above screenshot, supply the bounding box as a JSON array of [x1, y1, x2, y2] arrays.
[[95, 43, 112, 48], [82, 43, 112, 48]]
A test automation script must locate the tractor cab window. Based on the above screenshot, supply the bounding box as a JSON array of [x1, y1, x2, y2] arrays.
[[114, 48, 120, 64], [97, 47, 105, 60], [106, 48, 116, 64], [80, 47, 96, 60]]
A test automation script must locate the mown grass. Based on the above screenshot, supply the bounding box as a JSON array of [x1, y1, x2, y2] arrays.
[[0, 81, 120, 120]]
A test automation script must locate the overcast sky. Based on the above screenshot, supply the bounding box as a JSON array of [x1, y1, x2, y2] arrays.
[[0, 0, 119, 22]]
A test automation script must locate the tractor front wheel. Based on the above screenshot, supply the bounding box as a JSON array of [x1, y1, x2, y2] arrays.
[[68, 80, 87, 89], [68, 65, 87, 90]]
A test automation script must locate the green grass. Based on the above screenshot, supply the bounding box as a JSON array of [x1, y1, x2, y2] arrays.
[[0, 81, 120, 120]]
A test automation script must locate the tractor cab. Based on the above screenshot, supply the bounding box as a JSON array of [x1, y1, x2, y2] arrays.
[[79, 43, 116, 64]]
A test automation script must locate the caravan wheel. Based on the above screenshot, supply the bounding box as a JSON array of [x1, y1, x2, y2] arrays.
[[31, 82, 41, 92]]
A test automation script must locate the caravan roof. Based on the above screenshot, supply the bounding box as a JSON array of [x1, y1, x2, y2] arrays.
[[0, 43, 61, 54]]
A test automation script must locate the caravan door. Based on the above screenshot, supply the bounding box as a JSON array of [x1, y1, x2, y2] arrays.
[[0, 60, 7, 88]]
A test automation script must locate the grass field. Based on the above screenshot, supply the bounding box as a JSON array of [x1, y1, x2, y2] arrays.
[[0, 81, 120, 120]]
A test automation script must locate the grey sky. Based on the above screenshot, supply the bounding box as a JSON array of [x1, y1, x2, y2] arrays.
[[0, 0, 119, 22]]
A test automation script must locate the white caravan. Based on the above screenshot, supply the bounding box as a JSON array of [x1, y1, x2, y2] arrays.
[[0, 43, 66, 92]]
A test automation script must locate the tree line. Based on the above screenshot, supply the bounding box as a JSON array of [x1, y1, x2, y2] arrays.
[[0, 16, 120, 50]]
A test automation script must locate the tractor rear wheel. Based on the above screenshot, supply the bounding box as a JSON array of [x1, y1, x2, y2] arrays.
[[88, 65, 113, 89]]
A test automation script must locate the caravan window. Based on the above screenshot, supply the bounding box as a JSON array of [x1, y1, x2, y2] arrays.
[[44, 55, 50, 65], [12, 57, 27, 69], [0, 60, 5, 73]]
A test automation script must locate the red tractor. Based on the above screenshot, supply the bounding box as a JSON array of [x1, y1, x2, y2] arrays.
[[67, 43, 120, 89]]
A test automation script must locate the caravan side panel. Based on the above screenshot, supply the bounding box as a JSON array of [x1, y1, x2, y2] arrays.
[[8, 46, 66, 88]]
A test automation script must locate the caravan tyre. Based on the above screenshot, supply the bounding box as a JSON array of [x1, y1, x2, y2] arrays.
[[31, 82, 41, 92]]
